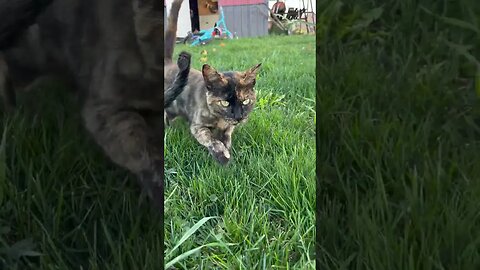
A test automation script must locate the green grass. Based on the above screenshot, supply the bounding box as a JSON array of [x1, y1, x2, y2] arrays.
[[317, 0, 480, 269], [165, 36, 316, 268], [9, 0, 480, 267], [0, 35, 316, 269]]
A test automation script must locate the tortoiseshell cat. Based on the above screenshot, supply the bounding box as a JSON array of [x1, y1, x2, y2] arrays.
[[165, 0, 261, 164], [0, 0, 192, 214]]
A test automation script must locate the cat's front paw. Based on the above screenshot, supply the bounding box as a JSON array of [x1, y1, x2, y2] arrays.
[[223, 139, 232, 150], [208, 141, 231, 165], [177, 51, 191, 71]]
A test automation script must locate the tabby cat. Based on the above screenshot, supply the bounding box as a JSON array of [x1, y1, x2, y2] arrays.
[[165, 0, 262, 164]]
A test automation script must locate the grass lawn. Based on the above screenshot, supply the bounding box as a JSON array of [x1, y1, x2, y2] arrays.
[[165, 36, 316, 268], [0, 35, 316, 269], [317, 0, 480, 269]]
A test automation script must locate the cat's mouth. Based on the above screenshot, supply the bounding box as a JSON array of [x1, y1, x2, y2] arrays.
[[224, 118, 241, 125], [225, 117, 248, 125]]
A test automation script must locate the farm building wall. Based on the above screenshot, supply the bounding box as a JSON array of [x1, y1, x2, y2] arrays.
[[219, 0, 269, 38]]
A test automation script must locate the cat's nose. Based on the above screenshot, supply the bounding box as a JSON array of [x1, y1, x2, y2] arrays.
[[233, 108, 242, 120], [233, 112, 243, 121]]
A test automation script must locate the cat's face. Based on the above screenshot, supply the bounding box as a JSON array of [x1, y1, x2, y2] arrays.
[[202, 63, 261, 124]]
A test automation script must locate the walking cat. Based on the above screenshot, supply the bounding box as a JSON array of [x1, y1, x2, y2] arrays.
[[0, 0, 191, 211], [165, 0, 262, 164]]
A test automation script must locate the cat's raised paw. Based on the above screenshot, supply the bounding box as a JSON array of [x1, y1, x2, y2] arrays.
[[208, 141, 231, 165], [177, 51, 191, 71]]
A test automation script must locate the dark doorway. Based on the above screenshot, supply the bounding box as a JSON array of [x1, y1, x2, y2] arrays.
[[189, 0, 200, 32]]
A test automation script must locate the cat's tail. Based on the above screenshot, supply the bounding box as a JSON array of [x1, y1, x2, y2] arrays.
[[165, 51, 191, 107], [0, 0, 53, 50], [164, 0, 184, 64]]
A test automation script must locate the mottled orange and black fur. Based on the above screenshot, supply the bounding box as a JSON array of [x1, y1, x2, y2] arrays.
[[0, 0, 190, 215], [165, 0, 261, 165]]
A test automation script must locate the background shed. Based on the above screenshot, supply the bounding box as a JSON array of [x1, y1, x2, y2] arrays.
[[164, 0, 270, 38], [219, 0, 269, 38]]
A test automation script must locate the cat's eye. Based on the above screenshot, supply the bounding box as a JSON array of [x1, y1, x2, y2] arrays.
[[242, 99, 251, 105], [219, 100, 230, 107]]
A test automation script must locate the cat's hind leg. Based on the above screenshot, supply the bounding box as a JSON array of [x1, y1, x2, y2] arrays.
[[82, 100, 164, 209]]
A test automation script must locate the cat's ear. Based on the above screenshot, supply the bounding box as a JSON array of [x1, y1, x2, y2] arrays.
[[202, 64, 227, 88], [242, 63, 262, 86]]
